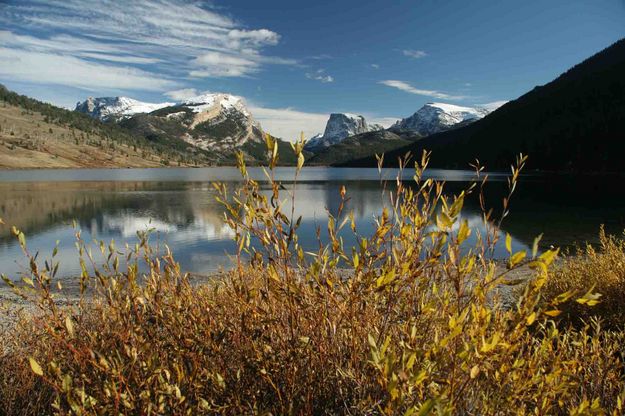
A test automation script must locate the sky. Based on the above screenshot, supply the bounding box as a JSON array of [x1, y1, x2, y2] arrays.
[[0, 0, 624, 141]]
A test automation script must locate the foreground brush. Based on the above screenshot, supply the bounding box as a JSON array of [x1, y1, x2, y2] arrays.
[[0, 138, 623, 415]]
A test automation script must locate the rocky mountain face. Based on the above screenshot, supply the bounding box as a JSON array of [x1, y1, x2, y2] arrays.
[[308, 129, 421, 166], [75, 93, 293, 164], [390, 102, 498, 136], [304, 113, 383, 152]]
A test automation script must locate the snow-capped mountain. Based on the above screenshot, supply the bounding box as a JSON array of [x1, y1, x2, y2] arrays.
[[390, 102, 504, 136], [74, 97, 175, 121], [305, 113, 383, 152], [75, 93, 277, 161], [181, 93, 251, 117]]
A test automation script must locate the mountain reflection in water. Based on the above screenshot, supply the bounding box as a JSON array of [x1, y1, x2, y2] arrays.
[[1, 167, 624, 279]]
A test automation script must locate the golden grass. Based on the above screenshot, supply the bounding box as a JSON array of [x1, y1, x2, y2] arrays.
[[0, 103, 176, 168], [0, 144, 624, 415], [543, 228, 625, 330]]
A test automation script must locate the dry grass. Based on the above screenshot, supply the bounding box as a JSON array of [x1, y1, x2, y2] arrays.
[[543, 228, 625, 330], [0, 144, 624, 415], [0, 103, 178, 168]]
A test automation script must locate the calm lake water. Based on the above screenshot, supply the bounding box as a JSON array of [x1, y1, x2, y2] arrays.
[[0, 167, 624, 279]]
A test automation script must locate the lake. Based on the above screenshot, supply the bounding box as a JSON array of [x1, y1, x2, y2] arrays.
[[1, 167, 624, 279]]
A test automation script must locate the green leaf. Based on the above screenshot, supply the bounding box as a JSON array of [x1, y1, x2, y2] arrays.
[[367, 333, 377, 349], [416, 398, 435, 416]]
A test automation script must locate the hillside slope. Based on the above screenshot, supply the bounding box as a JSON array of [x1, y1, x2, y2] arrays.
[[345, 38, 625, 172], [0, 86, 211, 168]]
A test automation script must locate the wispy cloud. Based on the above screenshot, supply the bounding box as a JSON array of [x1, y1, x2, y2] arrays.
[[306, 54, 333, 60], [402, 49, 427, 59], [370, 64, 380, 69], [305, 69, 334, 83], [379, 80, 466, 100], [0, 0, 296, 91], [0, 47, 175, 91]]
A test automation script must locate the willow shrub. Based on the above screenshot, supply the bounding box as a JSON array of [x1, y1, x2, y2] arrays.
[[0, 137, 624, 415], [543, 227, 625, 330]]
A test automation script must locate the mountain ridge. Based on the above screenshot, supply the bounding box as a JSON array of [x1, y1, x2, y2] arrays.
[[75, 92, 298, 165], [342, 38, 625, 172]]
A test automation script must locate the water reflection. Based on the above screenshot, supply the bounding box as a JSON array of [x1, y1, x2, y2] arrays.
[[0, 167, 623, 278]]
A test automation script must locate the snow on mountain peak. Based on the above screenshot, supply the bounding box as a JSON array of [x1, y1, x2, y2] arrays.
[[75, 96, 175, 121], [75, 92, 254, 122], [304, 113, 383, 151], [182, 93, 250, 117], [391, 102, 503, 136]]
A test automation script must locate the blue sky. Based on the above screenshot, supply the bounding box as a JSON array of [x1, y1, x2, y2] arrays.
[[1, 0, 624, 140]]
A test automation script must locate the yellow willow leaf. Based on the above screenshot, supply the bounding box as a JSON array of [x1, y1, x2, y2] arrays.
[[297, 152, 305, 170], [470, 365, 480, 379], [538, 248, 559, 266], [576, 289, 602, 306], [264, 132, 274, 151], [508, 250, 526, 268], [526, 312, 537, 325], [544, 310, 562, 317], [457, 219, 470, 244], [29, 357, 43, 376], [436, 212, 453, 230], [65, 316, 75, 338], [505, 233, 512, 254], [532, 233, 543, 258]]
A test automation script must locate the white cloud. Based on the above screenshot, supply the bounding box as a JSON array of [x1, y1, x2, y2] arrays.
[[402, 49, 427, 59], [379, 80, 466, 100], [164, 88, 201, 101], [371, 63, 380, 69], [0, 47, 176, 91], [248, 105, 329, 141], [226, 29, 280, 49], [0, 0, 295, 90], [191, 51, 261, 78], [305, 69, 334, 83], [369, 117, 400, 128]]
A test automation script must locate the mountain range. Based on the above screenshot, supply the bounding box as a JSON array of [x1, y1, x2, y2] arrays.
[[344, 38, 625, 172], [73, 93, 495, 168], [306, 102, 501, 165], [1, 37, 623, 171], [75, 93, 298, 165]]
